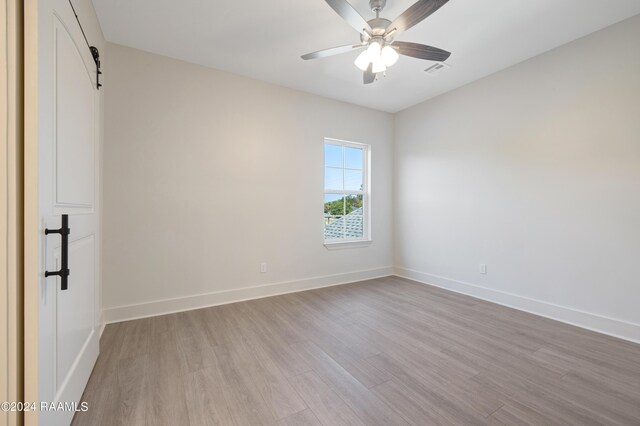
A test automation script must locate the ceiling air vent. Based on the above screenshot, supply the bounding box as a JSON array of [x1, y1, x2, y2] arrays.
[[424, 62, 450, 76]]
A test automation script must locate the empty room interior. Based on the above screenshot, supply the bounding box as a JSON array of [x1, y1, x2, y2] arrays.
[[3, 0, 640, 425]]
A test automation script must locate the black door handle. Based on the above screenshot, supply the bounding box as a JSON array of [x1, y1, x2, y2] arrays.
[[45, 214, 70, 290]]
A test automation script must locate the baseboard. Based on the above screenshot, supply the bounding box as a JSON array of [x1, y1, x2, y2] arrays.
[[394, 267, 640, 344], [103, 266, 394, 324], [98, 316, 106, 338]]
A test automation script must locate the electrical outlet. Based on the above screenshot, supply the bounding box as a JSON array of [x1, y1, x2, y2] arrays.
[[479, 264, 487, 275], [260, 262, 267, 273]]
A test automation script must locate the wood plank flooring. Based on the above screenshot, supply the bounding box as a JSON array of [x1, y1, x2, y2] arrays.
[[72, 276, 640, 425]]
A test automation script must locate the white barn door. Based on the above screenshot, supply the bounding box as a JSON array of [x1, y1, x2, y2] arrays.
[[38, 1, 101, 425]]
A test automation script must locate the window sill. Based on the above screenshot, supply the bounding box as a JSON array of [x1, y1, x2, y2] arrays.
[[324, 240, 372, 250]]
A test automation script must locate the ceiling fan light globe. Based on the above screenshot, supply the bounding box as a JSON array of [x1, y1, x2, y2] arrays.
[[381, 45, 399, 66], [372, 59, 386, 74], [366, 41, 382, 62], [354, 51, 371, 71]]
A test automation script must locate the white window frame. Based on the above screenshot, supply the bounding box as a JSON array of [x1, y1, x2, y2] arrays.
[[323, 138, 371, 249]]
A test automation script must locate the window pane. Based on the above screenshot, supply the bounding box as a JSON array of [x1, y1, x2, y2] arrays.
[[324, 167, 343, 190], [344, 195, 364, 239], [344, 169, 363, 191], [324, 144, 343, 168], [324, 194, 345, 240], [345, 146, 363, 170]]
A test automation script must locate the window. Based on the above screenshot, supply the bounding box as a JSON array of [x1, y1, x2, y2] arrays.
[[324, 139, 370, 245]]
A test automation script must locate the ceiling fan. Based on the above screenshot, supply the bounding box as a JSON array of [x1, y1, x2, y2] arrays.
[[301, 0, 451, 84]]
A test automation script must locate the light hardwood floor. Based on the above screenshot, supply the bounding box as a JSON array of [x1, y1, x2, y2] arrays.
[[73, 276, 640, 425]]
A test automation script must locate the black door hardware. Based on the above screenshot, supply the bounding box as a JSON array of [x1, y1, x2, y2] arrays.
[[69, 0, 102, 89], [45, 214, 70, 290]]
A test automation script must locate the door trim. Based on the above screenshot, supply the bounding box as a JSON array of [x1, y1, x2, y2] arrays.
[[2, 0, 25, 425], [24, 0, 40, 424]]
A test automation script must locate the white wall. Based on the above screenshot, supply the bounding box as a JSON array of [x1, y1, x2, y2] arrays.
[[394, 15, 640, 342], [103, 44, 394, 321]]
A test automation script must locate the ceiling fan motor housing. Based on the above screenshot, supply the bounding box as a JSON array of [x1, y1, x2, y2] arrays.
[[361, 17, 392, 42]]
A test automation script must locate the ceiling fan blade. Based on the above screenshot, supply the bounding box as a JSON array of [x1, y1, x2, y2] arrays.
[[325, 0, 373, 36], [363, 63, 375, 84], [393, 41, 451, 62], [301, 44, 364, 60], [385, 0, 449, 36]]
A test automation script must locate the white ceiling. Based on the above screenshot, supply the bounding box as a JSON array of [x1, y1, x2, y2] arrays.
[[92, 0, 640, 113]]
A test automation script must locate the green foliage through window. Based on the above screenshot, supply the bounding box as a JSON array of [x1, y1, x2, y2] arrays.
[[324, 195, 363, 216]]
